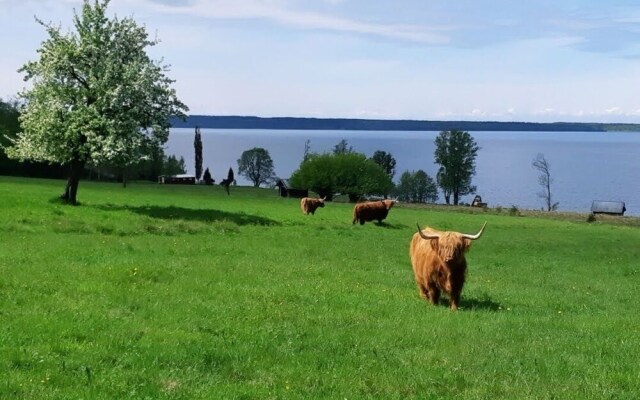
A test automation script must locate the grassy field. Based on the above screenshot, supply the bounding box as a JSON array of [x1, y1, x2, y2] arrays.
[[1, 176, 640, 399]]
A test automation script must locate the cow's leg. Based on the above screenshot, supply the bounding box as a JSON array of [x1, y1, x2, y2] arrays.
[[449, 284, 462, 311], [427, 283, 440, 305], [448, 269, 465, 310], [449, 295, 460, 310], [359, 219, 365, 225], [417, 282, 428, 299]]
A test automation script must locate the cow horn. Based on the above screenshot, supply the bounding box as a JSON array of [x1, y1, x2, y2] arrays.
[[416, 222, 440, 240], [461, 222, 487, 240]]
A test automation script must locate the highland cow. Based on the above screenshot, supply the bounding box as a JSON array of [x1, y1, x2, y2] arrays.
[[300, 196, 326, 215], [410, 222, 486, 310], [352, 199, 396, 225]]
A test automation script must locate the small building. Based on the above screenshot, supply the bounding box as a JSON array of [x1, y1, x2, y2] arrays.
[[275, 179, 308, 198], [158, 174, 196, 184], [591, 200, 626, 216]]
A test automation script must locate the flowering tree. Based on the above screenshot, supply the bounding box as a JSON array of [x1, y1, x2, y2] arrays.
[[5, 0, 188, 204]]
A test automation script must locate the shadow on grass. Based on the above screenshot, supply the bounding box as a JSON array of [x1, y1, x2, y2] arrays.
[[426, 295, 502, 311], [48, 196, 82, 206], [373, 222, 406, 230], [94, 204, 281, 226], [459, 296, 503, 311]]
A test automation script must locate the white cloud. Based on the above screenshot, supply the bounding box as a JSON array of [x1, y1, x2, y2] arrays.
[[141, 0, 449, 44], [605, 106, 622, 114]]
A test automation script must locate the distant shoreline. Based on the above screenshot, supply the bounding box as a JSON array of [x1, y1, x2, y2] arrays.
[[170, 115, 640, 132]]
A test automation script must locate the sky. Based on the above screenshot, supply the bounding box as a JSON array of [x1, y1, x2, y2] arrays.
[[1, 0, 640, 123]]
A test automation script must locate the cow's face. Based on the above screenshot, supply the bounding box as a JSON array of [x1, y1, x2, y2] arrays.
[[383, 199, 396, 210], [430, 233, 471, 263]]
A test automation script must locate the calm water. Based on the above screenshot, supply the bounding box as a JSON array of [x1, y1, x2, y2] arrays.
[[165, 128, 640, 215]]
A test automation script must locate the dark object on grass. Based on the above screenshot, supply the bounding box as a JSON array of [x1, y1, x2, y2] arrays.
[[220, 168, 234, 195]]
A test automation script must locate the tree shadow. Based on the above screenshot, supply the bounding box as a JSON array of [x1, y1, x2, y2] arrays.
[[48, 196, 81, 206], [94, 204, 281, 226]]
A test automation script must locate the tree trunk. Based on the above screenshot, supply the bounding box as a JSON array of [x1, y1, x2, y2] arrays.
[[60, 160, 85, 205], [122, 168, 128, 188], [453, 191, 459, 205]]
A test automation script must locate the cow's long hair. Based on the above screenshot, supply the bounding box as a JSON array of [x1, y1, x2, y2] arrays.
[[430, 232, 472, 262], [410, 222, 485, 310]]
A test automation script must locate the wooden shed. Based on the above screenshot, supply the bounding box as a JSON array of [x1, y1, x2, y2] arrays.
[[591, 200, 626, 216], [275, 179, 308, 198]]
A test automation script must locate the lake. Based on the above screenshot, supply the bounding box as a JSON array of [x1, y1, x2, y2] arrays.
[[165, 128, 640, 216]]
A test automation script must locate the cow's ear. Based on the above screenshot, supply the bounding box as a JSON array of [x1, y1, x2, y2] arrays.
[[462, 238, 472, 251]]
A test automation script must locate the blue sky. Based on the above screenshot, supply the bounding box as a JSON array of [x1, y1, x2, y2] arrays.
[[1, 0, 640, 122]]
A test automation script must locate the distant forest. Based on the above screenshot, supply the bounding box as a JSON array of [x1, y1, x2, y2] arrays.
[[170, 115, 640, 132]]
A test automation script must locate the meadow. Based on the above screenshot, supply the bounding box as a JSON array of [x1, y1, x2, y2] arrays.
[[1, 176, 639, 399]]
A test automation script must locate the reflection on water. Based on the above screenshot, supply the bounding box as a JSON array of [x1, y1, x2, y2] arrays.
[[165, 129, 640, 215]]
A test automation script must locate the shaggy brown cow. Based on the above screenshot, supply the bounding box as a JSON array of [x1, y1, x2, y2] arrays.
[[352, 199, 396, 225], [410, 222, 486, 310], [300, 197, 326, 215]]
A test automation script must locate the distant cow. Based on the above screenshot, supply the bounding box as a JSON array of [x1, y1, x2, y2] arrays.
[[352, 199, 396, 225], [300, 197, 326, 215], [220, 179, 232, 195], [410, 222, 486, 310]]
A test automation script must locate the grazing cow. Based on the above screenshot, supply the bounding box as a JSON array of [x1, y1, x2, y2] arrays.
[[410, 222, 486, 310], [352, 199, 396, 225], [300, 197, 326, 215]]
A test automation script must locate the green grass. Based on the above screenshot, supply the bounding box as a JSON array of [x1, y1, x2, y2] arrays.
[[1, 176, 640, 399]]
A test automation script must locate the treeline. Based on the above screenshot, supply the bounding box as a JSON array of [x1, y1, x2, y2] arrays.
[[170, 115, 640, 132], [0, 99, 186, 181]]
